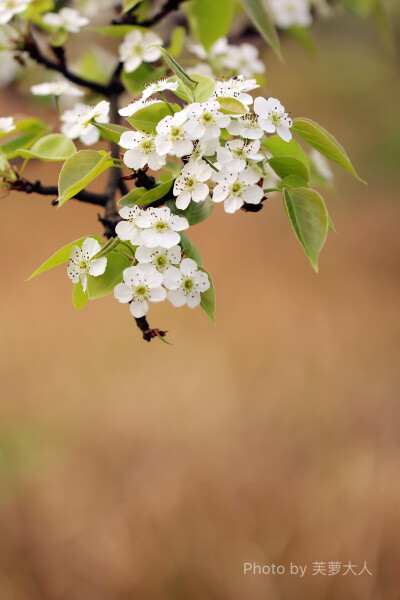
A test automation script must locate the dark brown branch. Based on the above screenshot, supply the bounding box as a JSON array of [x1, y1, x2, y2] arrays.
[[134, 316, 167, 342], [8, 178, 108, 205], [114, 0, 187, 26]]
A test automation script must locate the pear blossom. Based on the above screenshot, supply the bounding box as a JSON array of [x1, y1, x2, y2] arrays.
[[190, 63, 214, 77], [163, 258, 210, 309], [115, 205, 143, 245], [31, 80, 84, 97], [173, 159, 212, 210], [189, 138, 220, 161], [155, 109, 194, 158], [216, 139, 263, 171], [135, 245, 181, 273], [188, 37, 229, 60], [142, 78, 179, 100], [254, 96, 292, 142], [269, 0, 312, 29], [0, 0, 32, 24], [67, 237, 107, 292], [114, 264, 166, 318], [226, 115, 264, 140], [223, 43, 265, 78], [0, 117, 15, 133], [212, 167, 264, 213], [119, 130, 166, 171], [213, 76, 259, 106], [185, 101, 231, 142], [0, 50, 19, 88], [61, 100, 110, 146], [135, 207, 189, 249], [42, 8, 89, 33], [119, 30, 162, 73], [118, 98, 158, 118]]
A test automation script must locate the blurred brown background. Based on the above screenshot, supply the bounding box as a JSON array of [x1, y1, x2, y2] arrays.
[[1, 7, 400, 600]]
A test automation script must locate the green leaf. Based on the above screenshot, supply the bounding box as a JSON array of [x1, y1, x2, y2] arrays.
[[287, 26, 318, 55], [372, 0, 395, 50], [179, 233, 202, 266], [185, 0, 236, 51], [278, 175, 309, 190], [291, 118, 365, 182], [76, 51, 113, 85], [135, 179, 174, 206], [157, 46, 198, 94], [119, 188, 146, 207], [167, 26, 186, 57], [199, 267, 216, 324], [283, 187, 329, 272], [73, 281, 88, 310], [269, 157, 310, 182], [0, 118, 49, 159], [17, 134, 76, 161], [340, 0, 374, 17], [123, 0, 144, 12], [27, 236, 101, 280], [215, 97, 248, 115], [91, 25, 139, 37], [48, 28, 69, 47], [166, 195, 213, 226], [127, 102, 181, 134], [169, 73, 215, 103], [263, 135, 309, 171], [122, 63, 166, 95], [57, 151, 113, 206], [239, 0, 282, 60], [87, 252, 131, 299], [94, 122, 129, 144]]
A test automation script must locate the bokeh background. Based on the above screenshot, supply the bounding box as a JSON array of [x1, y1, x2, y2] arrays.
[[1, 5, 400, 599]]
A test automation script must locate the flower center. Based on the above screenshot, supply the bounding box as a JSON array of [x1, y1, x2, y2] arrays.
[[233, 148, 246, 159], [134, 284, 149, 300], [181, 277, 194, 294], [140, 139, 155, 154], [154, 220, 169, 232], [154, 254, 168, 270], [186, 177, 196, 190], [201, 112, 215, 125], [230, 181, 244, 195]]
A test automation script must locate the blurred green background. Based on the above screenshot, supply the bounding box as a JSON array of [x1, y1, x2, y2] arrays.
[[1, 6, 400, 599]]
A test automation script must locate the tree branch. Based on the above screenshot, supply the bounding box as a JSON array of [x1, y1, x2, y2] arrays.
[[7, 178, 108, 205], [114, 0, 187, 26]]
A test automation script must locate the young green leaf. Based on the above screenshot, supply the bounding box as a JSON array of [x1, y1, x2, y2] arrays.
[[87, 252, 131, 299], [179, 233, 202, 266], [199, 267, 216, 324], [119, 188, 147, 207], [239, 0, 282, 60], [269, 157, 310, 182], [169, 73, 215, 103], [27, 236, 102, 280], [166, 195, 214, 226], [127, 102, 181, 134], [157, 46, 198, 94], [215, 97, 248, 115], [123, 0, 144, 13], [167, 26, 186, 57], [283, 187, 329, 272], [278, 175, 309, 190], [58, 151, 113, 206], [122, 63, 166, 95], [185, 0, 236, 52], [291, 118, 365, 182], [263, 135, 309, 172], [136, 179, 174, 206], [18, 134, 77, 162], [91, 25, 139, 37], [94, 123, 129, 144], [73, 281, 89, 310]]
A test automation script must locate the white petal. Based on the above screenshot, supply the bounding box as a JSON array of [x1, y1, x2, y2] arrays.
[[115, 221, 138, 241], [135, 245, 154, 263], [163, 267, 182, 290], [114, 282, 133, 303], [224, 196, 243, 213], [186, 292, 201, 309], [169, 215, 189, 231], [277, 125, 292, 142], [180, 258, 198, 277], [148, 286, 167, 303], [81, 237, 101, 259], [192, 183, 209, 203], [129, 299, 149, 318], [124, 148, 147, 169], [176, 191, 191, 210], [242, 185, 264, 204], [253, 96, 268, 117], [89, 257, 107, 277], [159, 230, 181, 249], [167, 289, 186, 307]]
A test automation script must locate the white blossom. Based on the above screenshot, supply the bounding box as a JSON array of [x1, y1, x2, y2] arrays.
[[118, 98, 158, 118], [142, 78, 179, 100], [119, 30, 162, 73], [173, 159, 212, 210], [216, 139, 263, 171], [223, 43, 265, 78], [185, 101, 230, 142], [0, 117, 15, 133], [253, 96, 292, 142], [42, 8, 89, 33], [311, 149, 333, 180], [213, 76, 259, 106], [163, 258, 210, 309], [155, 109, 194, 158], [120, 130, 166, 171], [67, 237, 107, 292], [61, 100, 110, 146], [269, 0, 312, 29], [31, 80, 84, 97], [135, 206, 189, 249], [135, 245, 181, 273], [226, 115, 264, 140], [0, 0, 32, 24], [212, 167, 264, 213], [188, 37, 229, 60], [189, 138, 220, 161], [114, 264, 166, 318], [115, 205, 143, 245]]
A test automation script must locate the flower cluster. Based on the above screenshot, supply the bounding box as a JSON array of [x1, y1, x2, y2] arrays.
[[117, 76, 292, 213], [61, 100, 110, 145], [188, 37, 265, 79]]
